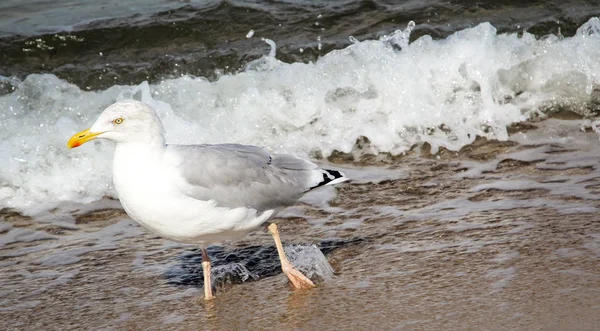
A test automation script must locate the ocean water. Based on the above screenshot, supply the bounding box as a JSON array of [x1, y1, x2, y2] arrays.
[[1, 9, 600, 212], [2, 2, 600, 329]]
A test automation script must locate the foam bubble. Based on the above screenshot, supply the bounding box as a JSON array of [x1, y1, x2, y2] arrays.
[[211, 263, 257, 285], [285, 244, 334, 281]]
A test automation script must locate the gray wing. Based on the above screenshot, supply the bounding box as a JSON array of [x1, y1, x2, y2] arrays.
[[165, 144, 333, 212]]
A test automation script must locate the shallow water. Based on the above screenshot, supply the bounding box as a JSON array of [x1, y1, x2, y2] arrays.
[[2, 120, 600, 330]]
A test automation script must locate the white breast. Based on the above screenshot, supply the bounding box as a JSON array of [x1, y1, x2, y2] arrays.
[[112, 143, 275, 244]]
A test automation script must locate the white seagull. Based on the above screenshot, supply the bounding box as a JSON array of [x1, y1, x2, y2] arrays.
[[67, 100, 347, 300]]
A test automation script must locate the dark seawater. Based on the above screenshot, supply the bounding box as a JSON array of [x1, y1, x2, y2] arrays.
[[1, 0, 599, 93]]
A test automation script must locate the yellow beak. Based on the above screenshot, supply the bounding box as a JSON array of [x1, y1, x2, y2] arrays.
[[67, 129, 103, 149]]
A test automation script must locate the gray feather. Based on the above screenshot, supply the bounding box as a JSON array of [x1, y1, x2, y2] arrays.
[[165, 144, 332, 211]]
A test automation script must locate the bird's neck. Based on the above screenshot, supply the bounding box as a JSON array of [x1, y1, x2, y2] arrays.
[[113, 141, 167, 194], [114, 142, 166, 167]]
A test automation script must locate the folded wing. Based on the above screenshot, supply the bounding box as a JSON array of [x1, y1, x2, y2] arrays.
[[166, 144, 347, 212]]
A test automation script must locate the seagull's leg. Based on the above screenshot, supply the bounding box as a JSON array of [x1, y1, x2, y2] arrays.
[[268, 223, 315, 290], [201, 247, 214, 300]]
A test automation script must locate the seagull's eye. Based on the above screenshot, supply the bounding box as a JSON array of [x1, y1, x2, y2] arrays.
[[113, 118, 124, 125]]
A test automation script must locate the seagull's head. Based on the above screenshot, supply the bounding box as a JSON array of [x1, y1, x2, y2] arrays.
[[67, 100, 165, 148]]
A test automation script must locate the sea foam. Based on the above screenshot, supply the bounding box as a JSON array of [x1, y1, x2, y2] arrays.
[[1, 18, 600, 212]]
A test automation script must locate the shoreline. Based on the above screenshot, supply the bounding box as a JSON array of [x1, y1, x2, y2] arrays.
[[2, 118, 600, 330]]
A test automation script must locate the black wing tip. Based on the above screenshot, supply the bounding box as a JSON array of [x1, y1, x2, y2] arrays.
[[309, 169, 348, 190]]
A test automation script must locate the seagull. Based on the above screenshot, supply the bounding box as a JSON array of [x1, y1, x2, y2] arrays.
[[67, 100, 347, 300]]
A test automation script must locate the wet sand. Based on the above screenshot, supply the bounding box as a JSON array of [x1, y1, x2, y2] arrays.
[[1, 119, 600, 330]]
